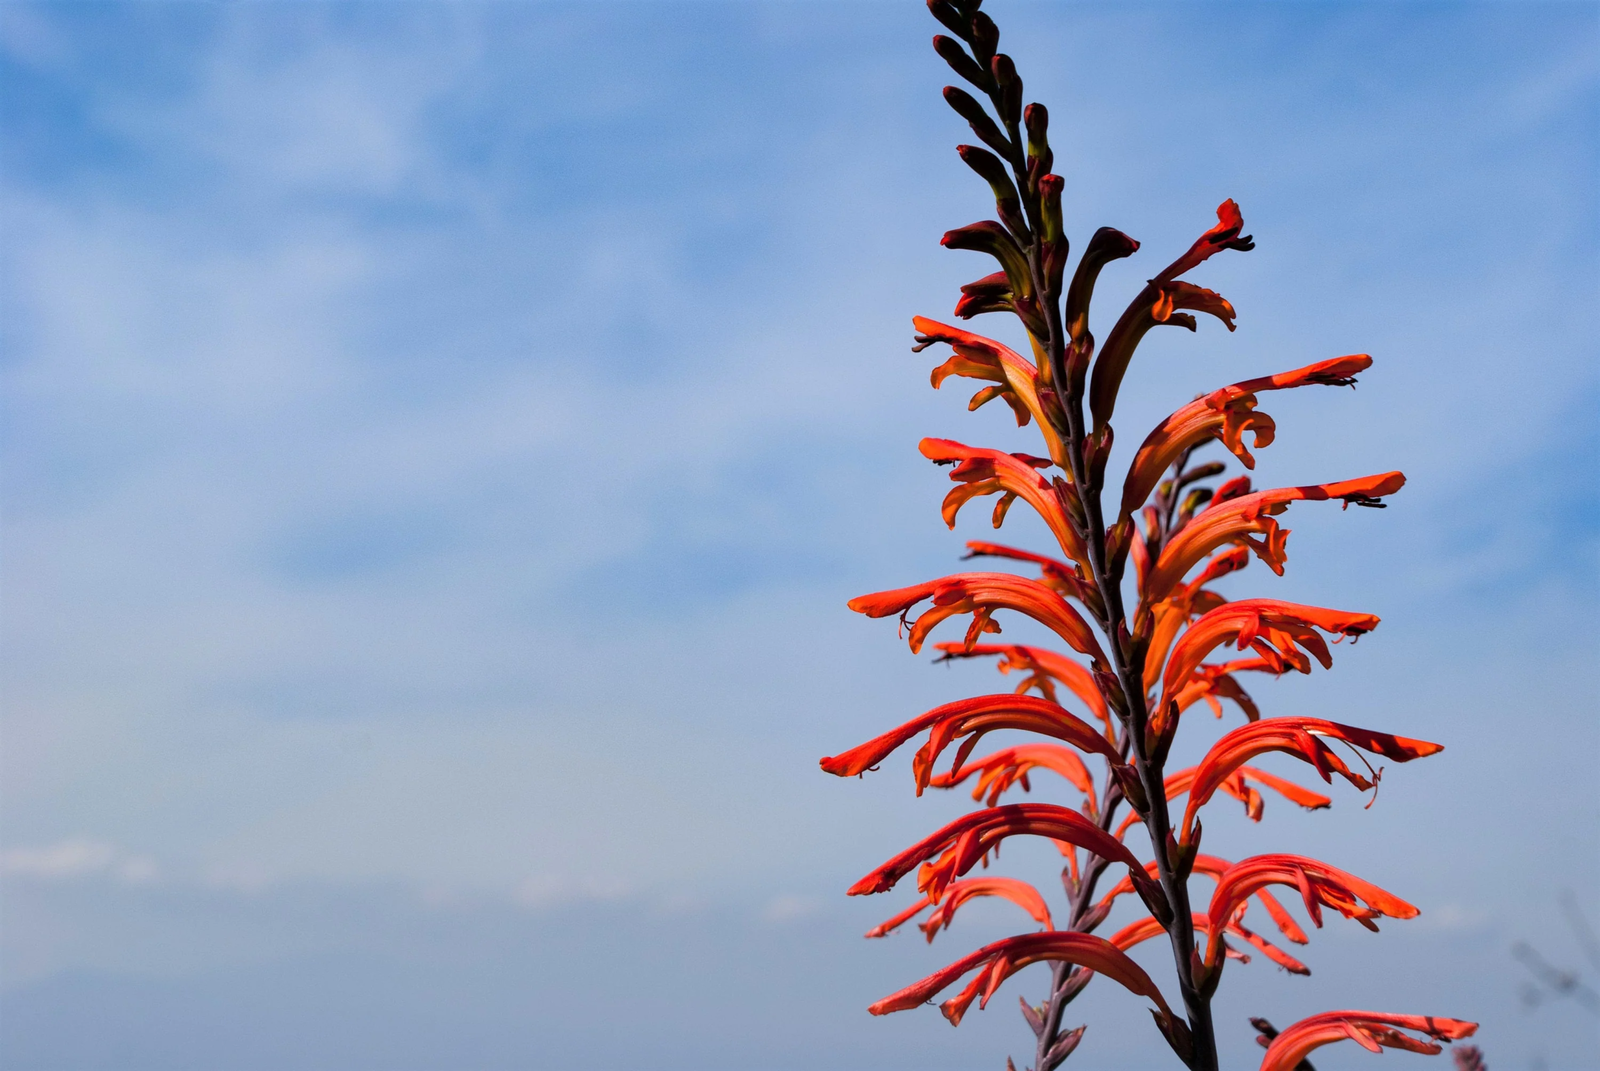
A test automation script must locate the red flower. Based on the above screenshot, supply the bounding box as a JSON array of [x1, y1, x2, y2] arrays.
[[1179, 718, 1444, 840], [1153, 199, 1256, 284], [920, 438, 1087, 563], [1121, 355, 1372, 520], [1143, 473, 1406, 604], [1205, 854, 1419, 968], [1258, 1011, 1477, 1070], [928, 743, 1098, 811], [1158, 599, 1382, 717], [1107, 914, 1309, 975], [915, 316, 1067, 465], [933, 638, 1113, 733], [819, 693, 1117, 793], [1163, 763, 1333, 823], [1097, 855, 1310, 947], [1090, 282, 1240, 428], [848, 803, 1145, 901], [850, 572, 1106, 662], [866, 876, 1054, 941], [867, 931, 1175, 1027]]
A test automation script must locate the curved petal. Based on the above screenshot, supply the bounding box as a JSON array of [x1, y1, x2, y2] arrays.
[[848, 803, 1142, 899], [919, 877, 1054, 940], [1120, 355, 1372, 519], [915, 317, 1067, 465], [1144, 473, 1406, 603], [927, 743, 1097, 811], [868, 931, 1173, 1027], [819, 693, 1117, 793], [1180, 718, 1443, 838], [850, 572, 1107, 662], [933, 638, 1112, 732], [1159, 600, 1382, 715], [1259, 1011, 1476, 1071], [921, 438, 1086, 563]]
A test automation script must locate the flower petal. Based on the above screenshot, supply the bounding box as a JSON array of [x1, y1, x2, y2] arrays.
[[1259, 1011, 1476, 1071]]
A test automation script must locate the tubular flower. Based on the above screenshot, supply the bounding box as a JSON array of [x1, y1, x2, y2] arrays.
[[1120, 355, 1372, 520], [1143, 473, 1407, 604], [959, 541, 1101, 609], [1180, 718, 1444, 839], [849, 572, 1106, 662], [1107, 914, 1308, 975], [1159, 600, 1383, 716], [933, 638, 1112, 732], [1153, 199, 1256, 285], [1258, 1011, 1478, 1071], [868, 931, 1175, 1028], [1098, 855, 1309, 948], [921, 438, 1087, 563], [915, 316, 1067, 465], [1206, 854, 1419, 967], [1090, 281, 1239, 429], [1163, 763, 1333, 823], [865, 876, 1054, 941], [820, 693, 1117, 794], [1139, 547, 1252, 697], [1167, 658, 1277, 722], [848, 803, 1144, 901], [928, 743, 1098, 812]]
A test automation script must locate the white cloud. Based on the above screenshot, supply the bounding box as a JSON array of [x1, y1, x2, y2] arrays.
[[1, 839, 159, 886]]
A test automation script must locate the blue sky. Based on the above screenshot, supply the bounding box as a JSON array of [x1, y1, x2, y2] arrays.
[[1, 2, 1596, 1068]]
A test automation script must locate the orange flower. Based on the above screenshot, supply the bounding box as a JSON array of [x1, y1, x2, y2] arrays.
[[819, 693, 1118, 793], [1139, 547, 1252, 697], [1120, 355, 1372, 520], [1158, 600, 1382, 717], [933, 638, 1112, 733], [1090, 281, 1240, 428], [849, 572, 1106, 662], [1153, 199, 1256, 285], [868, 931, 1174, 1027], [1097, 854, 1309, 948], [866, 876, 1055, 941], [1179, 718, 1444, 840], [1107, 914, 1308, 975], [914, 316, 1067, 465], [920, 438, 1087, 563], [928, 743, 1098, 811], [1167, 657, 1277, 722], [1205, 854, 1419, 968], [848, 803, 1144, 901], [1163, 763, 1333, 823], [1143, 473, 1406, 604], [1258, 1011, 1477, 1071]]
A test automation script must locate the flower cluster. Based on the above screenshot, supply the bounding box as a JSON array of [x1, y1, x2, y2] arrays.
[[820, 3, 1476, 1069]]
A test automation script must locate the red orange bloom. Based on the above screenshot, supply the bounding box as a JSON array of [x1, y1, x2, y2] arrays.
[[1107, 914, 1308, 975], [1258, 1011, 1477, 1071], [920, 438, 1086, 563], [1179, 718, 1444, 839], [848, 803, 1144, 901], [1159, 600, 1382, 716], [1154, 199, 1256, 285], [868, 930, 1175, 1027], [849, 572, 1106, 662], [933, 638, 1112, 732], [819, 693, 1117, 792], [1120, 355, 1372, 520], [1143, 474, 1406, 604], [1163, 763, 1333, 823], [1206, 854, 1418, 968], [866, 876, 1054, 941], [915, 316, 1067, 465], [928, 743, 1098, 811]]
